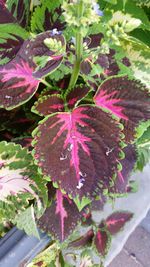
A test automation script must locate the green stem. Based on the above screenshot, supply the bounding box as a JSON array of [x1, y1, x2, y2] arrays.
[[39, 79, 52, 88], [66, 1, 84, 94]]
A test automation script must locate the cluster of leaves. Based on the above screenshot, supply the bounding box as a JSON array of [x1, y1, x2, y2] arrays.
[[0, 0, 150, 265]]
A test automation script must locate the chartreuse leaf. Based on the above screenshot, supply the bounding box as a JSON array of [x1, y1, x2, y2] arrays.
[[31, 0, 65, 33], [27, 242, 61, 267], [120, 38, 150, 87], [0, 141, 36, 200], [94, 76, 150, 142], [32, 105, 124, 200], [0, 31, 65, 110], [6, 0, 30, 28], [0, 23, 29, 65], [14, 205, 40, 239]]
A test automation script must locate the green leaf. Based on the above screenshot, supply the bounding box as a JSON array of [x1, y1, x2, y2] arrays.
[[74, 196, 92, 212], [27, 243, 60, 267], [103, 0, 117, 4], [31, 0, 64, 33], [0, 23, 29, 65], [14, 205, 40, 239], [6, 0, 30, 28]]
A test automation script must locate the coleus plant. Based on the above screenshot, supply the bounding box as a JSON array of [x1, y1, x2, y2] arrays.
[[0, 0, 150, 265]]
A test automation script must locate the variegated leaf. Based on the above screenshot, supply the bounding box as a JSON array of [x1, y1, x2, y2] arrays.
[[94, 229, 111, 257], [31, 0, 66, 33], [0, 141, 35, 201], [0, 31, 65, 109], [32, 105, 123, 199], [69, 229, 94, 248], [106, 211, 133, 234], [94, 76, 150, 142], [32, 94, 65, 116], [6, 0, 30, 28], [38, 189, 83, 242]]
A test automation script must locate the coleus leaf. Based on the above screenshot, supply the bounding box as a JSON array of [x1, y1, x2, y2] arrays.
[[38, 189, 84, 242], [66, 85, 90, 109], [69, 229, 94, 248], [32, 105, 123, 199], [105, 211, 133, 235], [94, 76, 150, 142], [32, 94, 65, 116], [110, 144, 137, 194], [0, 23, 29, 65], [0, 31, 65, 109], [0, 2, 16, 24], [32, 85, 90, 116], [31, 0, 66, 33], [94, 229, 111, 257], [0, 141, 36, 201], [6, 0, 30, 28]]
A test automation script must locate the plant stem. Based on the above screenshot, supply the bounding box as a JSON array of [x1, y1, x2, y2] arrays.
[[66, 1, 84, 93], [39, 79, 52, 88]]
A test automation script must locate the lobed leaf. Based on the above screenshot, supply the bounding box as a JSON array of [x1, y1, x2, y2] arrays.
[[94, 76, 150, 142]]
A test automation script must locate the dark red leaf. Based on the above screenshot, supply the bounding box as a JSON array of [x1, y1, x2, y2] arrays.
[[94, 229, 111, 257], [38, 189, 83, 242], [33, 105, 123, 199], [94, 76, 150, 142], [32, 95, 65, 116], [66, 85, 90, 109], [111, 145, 137, 194], [68, 229, 94, 248], [106, 211, 133, 235]]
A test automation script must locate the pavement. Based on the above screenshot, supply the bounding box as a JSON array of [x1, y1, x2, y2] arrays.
[[109, 210, 150, 267]]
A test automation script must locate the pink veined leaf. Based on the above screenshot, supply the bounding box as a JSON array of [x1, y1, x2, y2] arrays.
[[94, 229, 111, 257], [0, 57, 39, 110], [66, 85, 90, 109], [38, 189, 84, 242], [106, 211, 133, 235], [0, 31, 65, 109], [94, 76, 150, 142], [32, 94, 65, 116], [33, 105, 123, 199], [69, 229, 94, 248]]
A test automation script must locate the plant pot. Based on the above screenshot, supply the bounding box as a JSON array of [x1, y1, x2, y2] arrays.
[[0, 164, 150, 267]]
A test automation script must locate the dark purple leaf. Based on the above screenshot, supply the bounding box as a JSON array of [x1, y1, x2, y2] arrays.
[[69, 229, 94, 248], [0, 31, 65, 109], [111, 145, 137, 194], [106, 212, 133, 235], [32, 95, 65, 116], [94, 76, 150, 142], [94, 229, 111, 257], [0, 2, 16, 23], [66, 85, 90, 109], [33, 105, 123, 199], [38, 189, 83, 242]]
